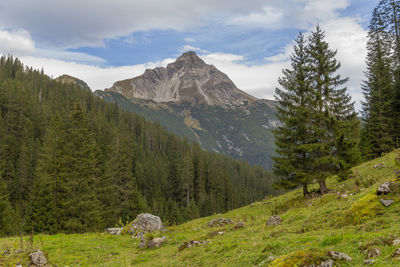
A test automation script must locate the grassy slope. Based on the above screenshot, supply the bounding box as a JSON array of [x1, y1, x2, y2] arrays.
[[2, 150, 400, 266]]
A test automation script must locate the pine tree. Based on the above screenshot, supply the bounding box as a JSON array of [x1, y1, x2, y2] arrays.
[[307, 25, 358, 194], [362, 7, 396, 157], [273, 33, 315, 196], [101, 127, 146, 225], [63, 103, 102, 232], [0, 112, 14, 236], [28, 114, 66, 233]]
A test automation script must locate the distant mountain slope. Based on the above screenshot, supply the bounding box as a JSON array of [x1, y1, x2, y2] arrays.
[[97, 52, 278, 168], [55, 74, 91, 90]]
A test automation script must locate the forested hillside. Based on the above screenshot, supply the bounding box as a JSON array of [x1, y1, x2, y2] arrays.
[[0, 56, 276, 236]]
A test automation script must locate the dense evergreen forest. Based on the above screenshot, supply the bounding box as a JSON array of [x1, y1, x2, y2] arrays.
[[0, 56, 276, 236]]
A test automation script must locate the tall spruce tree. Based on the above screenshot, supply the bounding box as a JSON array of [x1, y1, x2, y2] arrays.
[[273, 33, 315, 197], [362, 7, 396, 158], [0, 112, 14, 235], [28, 114, 66, 233], [63, 103, 102, 232], [307, 25, 358, 193], [274, 27, 359, 196]]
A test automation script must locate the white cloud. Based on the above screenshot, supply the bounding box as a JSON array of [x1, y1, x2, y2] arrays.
[[185, 37, 196, 43], [0, 0, 354, 49], [228, 0, 351, 29], [322, 17, 367, 110], [0, 0, 267, 48], [0, 29, 35, 55]]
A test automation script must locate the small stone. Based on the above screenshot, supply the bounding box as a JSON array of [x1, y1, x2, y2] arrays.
[[380, 199, 394, 207], [392, 248, 400, 258], [266, 215, 282, 226], [392, 239, 400, 246], [234, 221, 245, 229], [29, 250, 48, 267], [328, 251, 352, 261], [319, 259, 334, 267], [364, 259, 376, 265], [374, 163, 383, 169], [16, 264, 23, 267], [106, 227, 123, 235], [178, 240, 209, 251], [217, 231, 224, 235], [365, 247, 380, 258], [340, 194, 348, 199], [377, 182, 392, 195], [208, 218, 233, 227], [147, 236, 166, 248]]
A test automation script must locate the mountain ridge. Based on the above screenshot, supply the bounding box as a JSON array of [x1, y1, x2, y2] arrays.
[[105, 51, 257, 107]]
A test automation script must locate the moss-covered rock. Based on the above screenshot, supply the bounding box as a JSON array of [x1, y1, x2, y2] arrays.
[[270, 249, 327, 267]]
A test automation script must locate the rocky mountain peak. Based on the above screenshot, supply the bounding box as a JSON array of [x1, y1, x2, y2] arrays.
[[174, 51, 207, 68], [105, 51, 257, 106]]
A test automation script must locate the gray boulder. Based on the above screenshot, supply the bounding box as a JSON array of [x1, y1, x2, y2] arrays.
[[129, 213, 164, 235], [380, 199, 394, 207], [29, 250, 48, 267], [328, 251, 352, 261], [377, 182, 391, 195], [266, 215, 282, 226]]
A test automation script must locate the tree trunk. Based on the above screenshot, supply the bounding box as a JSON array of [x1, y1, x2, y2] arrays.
[[319, 179, 328, 194], [302, 184, 309, 197]]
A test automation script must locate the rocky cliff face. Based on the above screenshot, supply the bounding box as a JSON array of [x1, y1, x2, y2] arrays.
[[105, 51, 256, 106]]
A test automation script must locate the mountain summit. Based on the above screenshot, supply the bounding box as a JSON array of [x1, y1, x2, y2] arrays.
[[105, 51, 256, 106]]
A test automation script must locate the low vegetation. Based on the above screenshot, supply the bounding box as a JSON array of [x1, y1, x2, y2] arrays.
[[2, 150, 400, 266]]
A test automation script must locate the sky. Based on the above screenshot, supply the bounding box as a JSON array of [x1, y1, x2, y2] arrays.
[[0, 0, 379, 110]]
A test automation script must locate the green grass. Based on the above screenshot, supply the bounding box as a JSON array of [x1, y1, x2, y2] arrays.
[[2, 150, 400, 266]]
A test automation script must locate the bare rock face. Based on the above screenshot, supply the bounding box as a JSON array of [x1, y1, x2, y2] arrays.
[[129, 213, 164, 235], [266, 215, 282, 226], [29, 250, 48, 266], [105, 51, 256, 107]]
